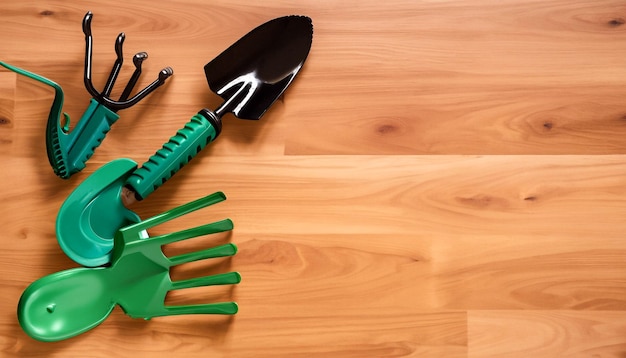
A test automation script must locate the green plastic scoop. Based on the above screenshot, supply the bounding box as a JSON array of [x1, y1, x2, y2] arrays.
[[19, 192, 240, 342], [57, 15, 313, 267]]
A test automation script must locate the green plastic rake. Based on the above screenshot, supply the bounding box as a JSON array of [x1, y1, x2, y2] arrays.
[[18, 192, 240, 342]]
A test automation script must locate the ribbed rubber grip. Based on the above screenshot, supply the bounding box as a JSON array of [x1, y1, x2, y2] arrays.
[[65, 99, 119, 175], [125, 110, 222, 200]]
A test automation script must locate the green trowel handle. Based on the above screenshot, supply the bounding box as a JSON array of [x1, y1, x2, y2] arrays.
[[63, 99, 120, 173], [125, 109, 222, 200]]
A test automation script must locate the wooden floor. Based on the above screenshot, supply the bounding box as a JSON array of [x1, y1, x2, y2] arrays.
[[1, 0, 625, 356]]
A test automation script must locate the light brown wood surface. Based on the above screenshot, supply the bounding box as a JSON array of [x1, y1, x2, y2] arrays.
[[1, 0, 626, 357]]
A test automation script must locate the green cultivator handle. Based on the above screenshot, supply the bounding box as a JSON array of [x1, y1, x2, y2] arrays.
[[48, 99, 120, 178], [125, 109, 222, 200], [0, 62, 117, 178]]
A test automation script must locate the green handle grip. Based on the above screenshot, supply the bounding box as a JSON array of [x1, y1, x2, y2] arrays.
[[125, 109, 222, 200], [61, 99, 119, 175]]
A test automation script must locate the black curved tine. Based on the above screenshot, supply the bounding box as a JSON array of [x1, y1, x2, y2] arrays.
[[119, 52, 148, 101], [126, 67, 173, 103], [80, 11, 172, 111], [103, 66, 173, 110], [102, 32, 125, 98], [82, 11, 100, 99]]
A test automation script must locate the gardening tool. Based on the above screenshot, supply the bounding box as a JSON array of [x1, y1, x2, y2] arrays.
[[19, 192, 241, 342], [56, 15, 313, 267], [0, 11, 173, 179], [126, 14, 313, 200]]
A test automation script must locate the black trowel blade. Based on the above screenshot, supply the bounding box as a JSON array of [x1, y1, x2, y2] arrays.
[[204, 15, 313, 120]]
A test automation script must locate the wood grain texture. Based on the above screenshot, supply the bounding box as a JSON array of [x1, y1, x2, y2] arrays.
[[469, 311, 626, 357], [0, 0, 625, 357]]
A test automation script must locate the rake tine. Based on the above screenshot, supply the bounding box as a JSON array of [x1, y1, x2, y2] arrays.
[[114, 66, 173, 108], [124, 192, 227, 234], [169, 243, 237, 266], [163, 302, 239, 316], [119, 52, 147, 101], [98, 66, 172, 110], [148, 219, 233, 247], [102, 32, 125, 98], [80, 11, 172, 111], [82, 11, 100, 99], [170, 272, 241, 290]]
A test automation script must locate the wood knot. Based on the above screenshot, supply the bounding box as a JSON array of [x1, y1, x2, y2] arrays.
[[40, 10, 55, 16], [377, 124, 398, 135], [372, 117, 407, 137], [456, 194, 508, 209], [543, 121, 553, 130], [608, 18, 625, 27], [524, 196, 537, 201], [0, 117, 11, 125]]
